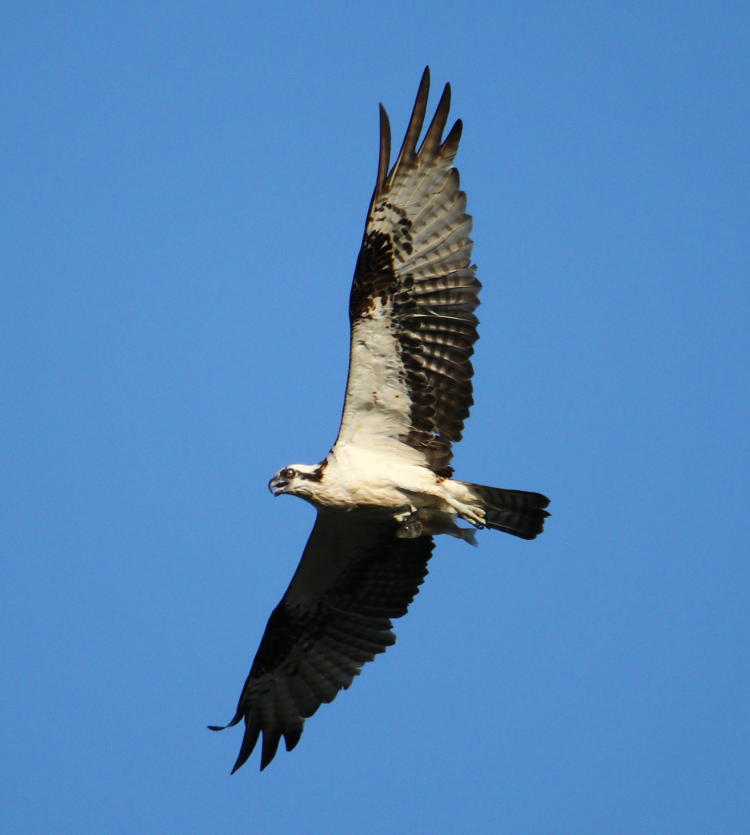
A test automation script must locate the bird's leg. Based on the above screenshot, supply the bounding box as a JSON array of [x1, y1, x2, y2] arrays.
[[394, 506, 423, 539]]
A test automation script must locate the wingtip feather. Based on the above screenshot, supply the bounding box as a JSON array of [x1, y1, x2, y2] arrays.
[[228, 715, 261, 774], [421, 82, 452, 155], [260, 729, 282, 771], [443, 118, 463, 154], [376, 103, 391, 196], [391, 67, 431, 178]]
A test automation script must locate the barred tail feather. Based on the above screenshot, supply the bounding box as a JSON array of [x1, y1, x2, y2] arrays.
[[467, 484, 550, 540]]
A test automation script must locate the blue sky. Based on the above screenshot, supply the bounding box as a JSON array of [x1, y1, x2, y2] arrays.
[[3, 1, 749, 832]]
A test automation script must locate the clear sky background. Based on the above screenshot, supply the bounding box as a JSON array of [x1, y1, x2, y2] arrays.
[[4, 2, 749, 833]]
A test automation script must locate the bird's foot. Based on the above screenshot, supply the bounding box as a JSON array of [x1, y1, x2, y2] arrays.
[[457, 505, 486, 528]]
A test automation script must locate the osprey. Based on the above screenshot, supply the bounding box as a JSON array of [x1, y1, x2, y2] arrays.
[[210, 68, 550, 771]]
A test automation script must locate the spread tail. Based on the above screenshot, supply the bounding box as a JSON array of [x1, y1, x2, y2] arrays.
[[466, 483, 550, 540]]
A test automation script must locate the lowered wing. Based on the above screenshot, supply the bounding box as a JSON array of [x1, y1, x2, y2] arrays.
[[210, 510, 433, 771], [335, 67, 480, 476]]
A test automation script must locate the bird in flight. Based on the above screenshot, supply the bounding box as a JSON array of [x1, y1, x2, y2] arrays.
[[210, 68, 550, 772]]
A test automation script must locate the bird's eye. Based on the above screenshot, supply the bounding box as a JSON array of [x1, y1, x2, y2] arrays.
[[281, 467, 296, 480]]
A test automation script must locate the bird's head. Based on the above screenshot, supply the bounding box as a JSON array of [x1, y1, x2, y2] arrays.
[[268, 463, 323, 498]]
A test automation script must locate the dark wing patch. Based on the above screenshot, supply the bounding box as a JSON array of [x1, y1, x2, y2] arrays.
[[209, 510, 433, 772], [343, 67, 479, 476]]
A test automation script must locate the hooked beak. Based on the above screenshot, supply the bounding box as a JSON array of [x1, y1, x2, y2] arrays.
[[268, 476, 288, 496]]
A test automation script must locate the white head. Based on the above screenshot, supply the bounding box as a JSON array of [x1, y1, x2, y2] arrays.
[[268, 463, 325, 498]]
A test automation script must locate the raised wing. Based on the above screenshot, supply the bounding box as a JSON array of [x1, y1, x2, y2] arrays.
[[209, 510, 433, 771], [336, 67, 480, 476]]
